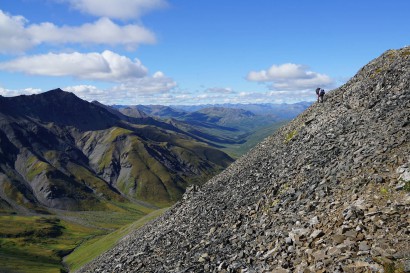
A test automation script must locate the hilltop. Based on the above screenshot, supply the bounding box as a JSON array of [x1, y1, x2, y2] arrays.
[[81, 47, 410, 272]]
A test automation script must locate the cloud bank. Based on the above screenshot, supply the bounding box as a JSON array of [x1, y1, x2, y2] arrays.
[[247, 63, 333, 91], [64, 0, 168, 20], [0, 50, 148, 82], [0, 10, 156, 53], [0, 10, 33, 53]]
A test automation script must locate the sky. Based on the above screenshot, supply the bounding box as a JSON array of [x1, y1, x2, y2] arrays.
[[0, 0, 409, 105]]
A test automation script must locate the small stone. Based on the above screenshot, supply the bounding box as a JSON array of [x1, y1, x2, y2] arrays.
[[198, 253, 209, 262], [327, 246, 341, 256], [396, 182, 405, 191], [374, 175, 384, 183], [403, 259, 410, 272], [333, 234, 346, 244], [344, 230, 357, 238], [310, 229, 324, 239], [271, 267, 289, 273], [358, 241, 370, 251], [312, 250, 327, 261], [309, 216, 319, 226]]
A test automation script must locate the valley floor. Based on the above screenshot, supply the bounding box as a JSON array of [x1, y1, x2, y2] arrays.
[[0, 204, 167, 273]]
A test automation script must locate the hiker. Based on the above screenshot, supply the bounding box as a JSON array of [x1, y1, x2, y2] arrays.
[[319, 89, 325, 103], [315, 87, 321, 102]]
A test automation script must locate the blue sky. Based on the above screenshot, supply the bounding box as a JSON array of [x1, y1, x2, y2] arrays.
[[0, 0, 409, 105]]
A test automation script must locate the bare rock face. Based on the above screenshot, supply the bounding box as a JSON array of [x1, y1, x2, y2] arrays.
[[80, 47, 410, 272]]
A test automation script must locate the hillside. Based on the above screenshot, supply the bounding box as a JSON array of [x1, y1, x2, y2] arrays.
[[80, 47, 410, 272], [0, 89, 233, 213]]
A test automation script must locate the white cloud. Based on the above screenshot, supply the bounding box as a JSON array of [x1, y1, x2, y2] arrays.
[[0, 50, 148, 82], [0, 87, 42, 96], [112, 71, 177, 94], [247, 63, 333, 91], [0, 10, 156, 53], [27, 17, 156, 49], [64, 0, 168, 20], [1, 84, 318, 105], [62, 72, 176, 104], [205, 87, 235, 94], [0, 10, 34, 53]]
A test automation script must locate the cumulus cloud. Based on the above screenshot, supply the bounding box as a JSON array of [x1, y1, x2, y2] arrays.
[[205, 87, 235, 94], [62, 72, 176, 104], [247, 63, 333, 91], [0, 10, 155, 53], [0, 50, 148, 82], [64, 0, 168, 20], [1, 83, 318, 105], [27, 17, 156, 49], [0, 10, 34, 53], [112, 71, 177, 94], [0, 87, 42, 97]]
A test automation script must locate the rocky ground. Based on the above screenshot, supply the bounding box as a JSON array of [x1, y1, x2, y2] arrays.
[[79, 47, 410, 272]]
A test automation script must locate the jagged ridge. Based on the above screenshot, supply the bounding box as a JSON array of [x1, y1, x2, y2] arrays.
[[80, 47, 410, 272]]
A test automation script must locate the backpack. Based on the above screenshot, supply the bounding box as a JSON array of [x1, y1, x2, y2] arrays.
[[319, 89, 325, 96], [315, 88, 320, 95]]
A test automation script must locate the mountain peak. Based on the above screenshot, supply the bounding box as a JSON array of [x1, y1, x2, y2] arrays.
[[46, 88, 64, 93], [80, 47, 410, 272], [0, 88, 120, 130]]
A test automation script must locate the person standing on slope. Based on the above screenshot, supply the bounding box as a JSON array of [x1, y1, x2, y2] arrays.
[[319, 89, 325, 103], [315, 87, 321, 102]]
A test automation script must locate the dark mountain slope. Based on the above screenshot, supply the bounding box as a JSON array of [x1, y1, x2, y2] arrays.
[[0, 89, 119, 131], [0, 90, 233, 212], [81, 47, 410, 272]]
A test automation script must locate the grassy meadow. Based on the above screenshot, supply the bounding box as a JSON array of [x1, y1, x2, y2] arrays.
[[0, 203, 165, 273]]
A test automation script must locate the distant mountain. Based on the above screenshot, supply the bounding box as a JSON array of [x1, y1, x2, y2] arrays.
[[113, 105, 187, 119], [92, 101, 148, 119], [0, 89, 233, 213], [116, 103, 306, 157], [186, 107, 255, 125], [173, 101, 311, 119]]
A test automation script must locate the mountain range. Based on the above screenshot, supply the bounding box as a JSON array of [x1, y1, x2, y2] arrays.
[[114, 102, 308, 157], [80, 47, 410, 272], [0, 89, 233, 212]]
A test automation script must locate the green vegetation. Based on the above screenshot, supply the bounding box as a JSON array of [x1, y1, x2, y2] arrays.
[[403, 181, 410, 192], [0, 215, 99, 273], [380, 187, 389, 195], [375, 67, 383, 74], [0, 201, 159, 273], [66, 162, 125, 203], [106, 127, 133, 142], [26, 156, 52, 181], [374, 257, 406, 273], [65, 207, 168, 272], [284, 130, 297, 143], [222, 122, 286, 158], [400, 48, 410, 57]]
